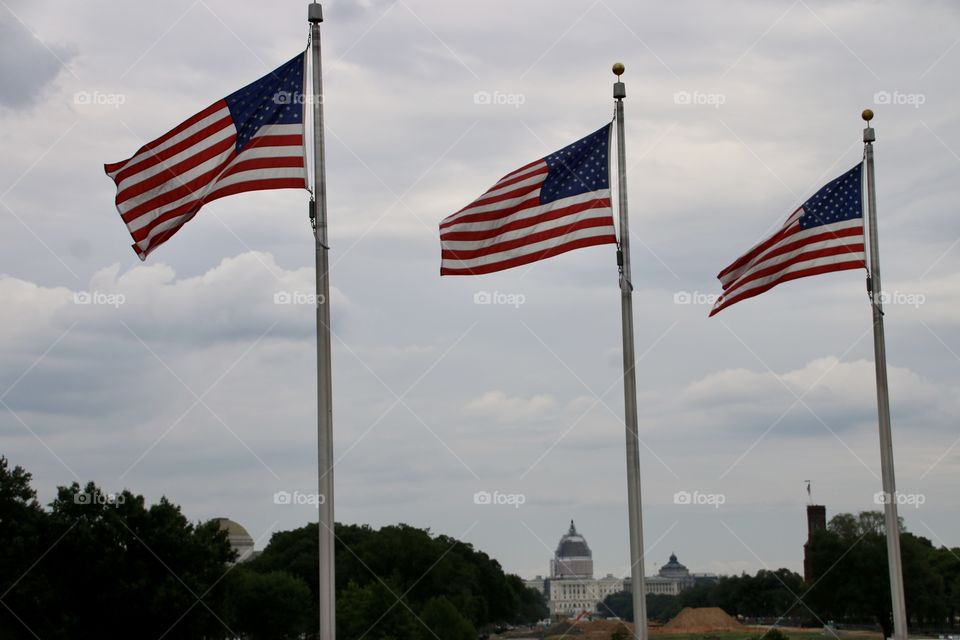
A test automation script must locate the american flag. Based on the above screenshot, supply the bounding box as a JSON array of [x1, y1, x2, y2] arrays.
[[710, 163, 866, 316], [439, 124, 617, 275], [105, 52, 308, 260]]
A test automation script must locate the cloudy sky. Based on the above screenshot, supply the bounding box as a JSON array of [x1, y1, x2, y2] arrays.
[[2, 0, 958, 583]]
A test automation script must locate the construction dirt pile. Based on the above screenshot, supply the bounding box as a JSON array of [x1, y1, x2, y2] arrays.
[[660, 607, 745, 633], [545, 619, 634, 639]]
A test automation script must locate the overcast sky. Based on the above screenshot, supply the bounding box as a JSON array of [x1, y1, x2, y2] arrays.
[[1, 0, 958, 583]]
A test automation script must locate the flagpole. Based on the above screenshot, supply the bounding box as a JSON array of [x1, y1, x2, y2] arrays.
[[862, 108, 908, 640], [612, 63, 648, 640], [309, 3, 335, 640]]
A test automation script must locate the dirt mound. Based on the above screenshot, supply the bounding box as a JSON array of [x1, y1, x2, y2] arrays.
[[661, 607, 744, 633], [545, 619, 634, 639], [545, 620, 581, 636]]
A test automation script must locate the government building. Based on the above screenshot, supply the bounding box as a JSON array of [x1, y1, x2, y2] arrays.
[[526, 521, 712, 620], [643, 553, 695, 595]]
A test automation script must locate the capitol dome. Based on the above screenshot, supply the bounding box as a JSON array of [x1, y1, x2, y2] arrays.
[[551, 520, 594, 579]]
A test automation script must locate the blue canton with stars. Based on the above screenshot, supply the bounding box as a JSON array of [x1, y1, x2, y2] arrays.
[[541, 124, 611, 205], [224, 52, 305, 153], [799, 163, 863, 229]]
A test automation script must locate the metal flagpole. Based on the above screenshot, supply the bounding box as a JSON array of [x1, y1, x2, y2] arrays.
[[309, 3, 335, 639], [862, 108, 908, 640], [613, 62, 648, 640]]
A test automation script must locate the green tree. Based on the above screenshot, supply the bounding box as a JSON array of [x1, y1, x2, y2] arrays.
[[419, 595, 476, 640], [507, 574, 549, 623], [45, 482, 235, 639], [0, 469, 236, 640], [336, 579, 422, 640], [930, 546, 960, 629], [646, 593, 682, 622], [224, 566, 311, 639], [253, 520, 545, 634], [600, 590, 633, 621], [671, 569, 805, 619], [0, 457, 49, 640], [901, 534, 946, 627], [806, 510, 958, 637]]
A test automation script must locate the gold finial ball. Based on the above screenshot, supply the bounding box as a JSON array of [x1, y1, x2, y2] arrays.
[[612, 62, 625, 77], [862, 108, 874, 122]]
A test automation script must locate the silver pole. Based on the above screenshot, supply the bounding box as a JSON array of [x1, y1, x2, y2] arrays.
[[862, 109, 908, 640], [309, 3, 335, 640], [613, 63, 648, 640]]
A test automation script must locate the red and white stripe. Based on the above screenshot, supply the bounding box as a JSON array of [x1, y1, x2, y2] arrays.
[[105, 100, 306, 260], [710, 207, 865, 316], [439, 159, 616, 275]]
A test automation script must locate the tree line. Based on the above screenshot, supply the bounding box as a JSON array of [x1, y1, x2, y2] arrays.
[[602, 511, 960, 639], [0, 457, 546, 639]]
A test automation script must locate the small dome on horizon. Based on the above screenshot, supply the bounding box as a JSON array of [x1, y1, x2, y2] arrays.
[[215, 517, 255, 563]]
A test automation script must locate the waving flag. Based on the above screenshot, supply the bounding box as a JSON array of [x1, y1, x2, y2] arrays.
[[710, 163, 866, 316], [439, 124, 616, 275], [105, 52, 308, 260]]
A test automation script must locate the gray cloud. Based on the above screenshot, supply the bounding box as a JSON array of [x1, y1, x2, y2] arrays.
[[0, 11, 73, 109], [1, 0, 959, 583]]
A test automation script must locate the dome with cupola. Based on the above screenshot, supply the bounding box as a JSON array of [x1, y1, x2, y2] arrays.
[[550, 520, 593, 579], [658, 552, 691, 579]]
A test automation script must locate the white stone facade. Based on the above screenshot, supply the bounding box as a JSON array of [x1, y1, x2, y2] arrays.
[[548, 574, 624, 619]]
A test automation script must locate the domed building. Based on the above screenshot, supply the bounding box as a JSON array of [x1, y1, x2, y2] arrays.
[[214, 517, 256, 564], [644, 553, 696, 595], [551, 520, 593, 579], [527, 520, 624, 620]]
